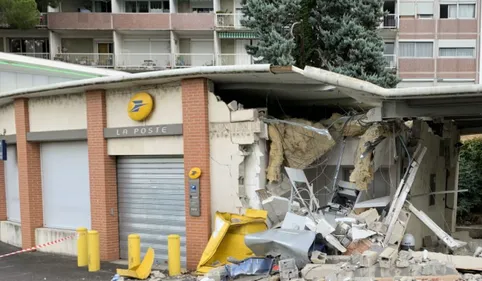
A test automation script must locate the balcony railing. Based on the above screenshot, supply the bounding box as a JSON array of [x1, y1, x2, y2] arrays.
[[217, 54, 254, 66], [384, 54, 397, 68], [53, 53, 114, 67], [382, 14, 397, 28], [38, 13, 48, 27], [116, 53, 172, 69], [216, 13, 246, 29], [16, 53, 51, 60], [174, 53, 215, 68]]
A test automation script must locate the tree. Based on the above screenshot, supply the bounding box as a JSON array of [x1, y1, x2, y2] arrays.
[[241, 0, 301, 65], [457, 138, 482, 222], [0, 0, 40, 29], [242, 0, 400, 88]]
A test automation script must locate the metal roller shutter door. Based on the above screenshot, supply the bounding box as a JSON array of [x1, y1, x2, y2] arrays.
[[117, 156, 186, 266]]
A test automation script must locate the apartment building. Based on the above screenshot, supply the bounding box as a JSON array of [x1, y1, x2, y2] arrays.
[[384, 0, 480, 87], [0, 0, 479, 86]]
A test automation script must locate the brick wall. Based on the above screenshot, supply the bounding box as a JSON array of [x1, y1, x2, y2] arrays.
[[181, 78, 212, 270], [14, 98, 43, 248], [86, 90, 120, 261], [0, 161, 6, 221]]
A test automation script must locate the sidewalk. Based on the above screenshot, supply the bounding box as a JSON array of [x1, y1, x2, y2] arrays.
[[0, 242, 117, 281]]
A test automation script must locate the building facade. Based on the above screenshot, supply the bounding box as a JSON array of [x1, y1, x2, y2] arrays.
[[0, 65, 465, 269], [0, 0, 480, 86]]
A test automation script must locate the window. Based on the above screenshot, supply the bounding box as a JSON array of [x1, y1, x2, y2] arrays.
[[418, 14, 433, 19], [8, 38, 49, 56], [417, 2, 434, 18], [125, 0, 168, 13], [439, 47, 475, 57], [399, 42, 433, 57], [93, 0, 111, 12], [440, 3, 475, 19]]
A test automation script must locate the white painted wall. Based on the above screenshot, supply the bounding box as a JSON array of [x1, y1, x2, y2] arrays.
[[405, 121, 455, 249], [0, 221, 22, 247], [0, 72, 71, 93], [0, 103, 15, 135], [106, 83, 184, 155], [106, 83, 182, 127], [208, 91, 269, 220], [29, 93, 87, 132], [35, 228, 76, 256]]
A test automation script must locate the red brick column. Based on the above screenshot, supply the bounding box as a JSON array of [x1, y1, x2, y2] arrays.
[[86, 90, 119, 261], [14, 98, 43, 248], [0, 161, 6, 221], [181, 78, 212, 270]]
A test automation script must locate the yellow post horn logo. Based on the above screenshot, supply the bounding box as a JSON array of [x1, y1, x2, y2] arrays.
[[127, 92, 154, 122]]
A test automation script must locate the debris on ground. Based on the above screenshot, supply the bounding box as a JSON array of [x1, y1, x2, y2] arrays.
[[192, 118, 482, 281]]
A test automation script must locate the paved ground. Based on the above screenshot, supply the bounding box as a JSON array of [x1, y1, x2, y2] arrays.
[[0, 242, 117, 281]]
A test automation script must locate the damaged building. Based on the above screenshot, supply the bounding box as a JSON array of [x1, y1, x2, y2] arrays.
[[0, 64, 481, 280]]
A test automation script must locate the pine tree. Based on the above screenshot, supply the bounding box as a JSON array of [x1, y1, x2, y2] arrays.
[[310, 0, 399, 88], [0, 0, 41, 29], [242, 0, 400, 88], [241, 0, 301, 65]]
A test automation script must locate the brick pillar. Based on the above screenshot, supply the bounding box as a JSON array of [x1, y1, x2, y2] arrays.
[[181, 78, 212, 270], [14, 98, 43, 248], [0, 161, 6, 221], [86, 90, 119, 261]]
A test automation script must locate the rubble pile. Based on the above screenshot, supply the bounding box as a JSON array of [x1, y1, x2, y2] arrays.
[[196, 118, 482, 281]]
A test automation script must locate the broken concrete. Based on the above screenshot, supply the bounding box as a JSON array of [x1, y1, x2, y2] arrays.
[[262, 196, 290, 226], [379, 247, 398, 269], [361, 250, 378, 267]]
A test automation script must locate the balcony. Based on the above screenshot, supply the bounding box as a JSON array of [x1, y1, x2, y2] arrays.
[[217, 54, 254, 65], [53, 53, 114, 67], [174, 53, 215, 67], [216, 13, 247, 29], [48, 13, 113, 30], [171, 13, 215, 30], [384, 54, 397, 68], [116, 53, 172, 70], [15, 53, 51, 60], [382, 14, 397, 28], [113, 13, 170, 30]]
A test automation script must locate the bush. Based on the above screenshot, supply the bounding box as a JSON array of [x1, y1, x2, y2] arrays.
[[457, 138, 482, 222]]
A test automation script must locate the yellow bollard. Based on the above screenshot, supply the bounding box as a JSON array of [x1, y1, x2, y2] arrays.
[[77, 227, 88, 267], [168, 234, 181, 276], [88, 230, 100, 272], [128, 234, 141, 269]]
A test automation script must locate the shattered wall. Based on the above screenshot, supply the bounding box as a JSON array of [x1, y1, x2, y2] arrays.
[[266, 119, 336, 183], [304, 136, 399, 208], [208, 92, 268, 225], [405, 121, 459, 249]]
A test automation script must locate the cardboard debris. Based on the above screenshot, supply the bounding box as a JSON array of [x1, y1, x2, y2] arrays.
[[350, 123, 391, 190], [266, 118, 335, 183], [267, 124, 285, 182]]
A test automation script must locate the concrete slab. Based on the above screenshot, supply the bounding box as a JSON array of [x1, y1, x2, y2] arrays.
[[0, 241, 117, 281]]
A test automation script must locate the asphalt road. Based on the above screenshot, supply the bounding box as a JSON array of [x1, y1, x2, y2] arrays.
[[0, 242, 117, 281]]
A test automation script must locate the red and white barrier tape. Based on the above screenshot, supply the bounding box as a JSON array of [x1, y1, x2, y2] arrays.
[[0, 233, 77, 258]]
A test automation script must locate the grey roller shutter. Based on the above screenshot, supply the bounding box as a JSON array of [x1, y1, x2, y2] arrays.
[[117, 156, 186, 266]]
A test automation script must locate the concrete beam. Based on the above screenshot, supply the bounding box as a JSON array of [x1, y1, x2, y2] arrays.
[[381, 100, 482, 119]]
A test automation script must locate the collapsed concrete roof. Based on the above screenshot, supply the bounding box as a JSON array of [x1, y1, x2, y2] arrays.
[[1, 64, 482, 133]]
